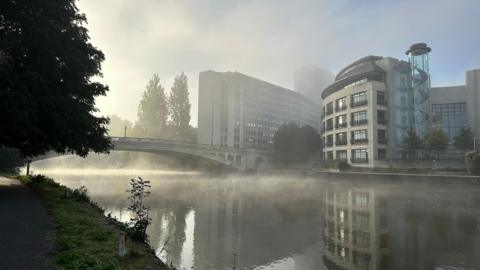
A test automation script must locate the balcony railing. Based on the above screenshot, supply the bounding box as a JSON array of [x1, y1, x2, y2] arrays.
[[326, 108, 334, 115], [326, 125, 334, 131], [351, 100, 367, 108], [351, 119, 368, 126], [335, 140, 348, 146], [351, 157, 369, 163], [377, 119, 387, 125], [326, 141, 334, 147], [335, 123, 347, 129], [377, 99, 387, 106], [378, 138, 388, 144], [351, 138, 368, 145], [335, 105, 347, 112]]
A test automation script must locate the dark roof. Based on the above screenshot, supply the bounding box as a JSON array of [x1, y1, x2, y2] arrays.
[[321, 56, 385, 99], [405, 43, 431, 55]]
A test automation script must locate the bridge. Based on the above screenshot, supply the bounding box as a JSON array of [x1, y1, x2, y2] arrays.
[[32, 137, 273, 170]]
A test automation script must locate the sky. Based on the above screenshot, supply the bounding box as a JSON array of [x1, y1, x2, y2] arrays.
[[77, 0, 480, 127]]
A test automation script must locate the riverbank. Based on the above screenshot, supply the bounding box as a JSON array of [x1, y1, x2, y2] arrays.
[[17, 175, 170, 270]]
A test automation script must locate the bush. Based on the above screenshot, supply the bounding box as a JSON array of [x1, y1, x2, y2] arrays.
[[322, 160, 350, 171], [127, 177, 151, 242], [465, 152, 480, 175]]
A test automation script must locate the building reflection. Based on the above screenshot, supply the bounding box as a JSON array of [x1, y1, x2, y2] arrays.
[[322, 182, 480, 270]]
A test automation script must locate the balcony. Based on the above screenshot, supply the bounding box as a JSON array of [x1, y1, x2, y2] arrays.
[[351, 100, 367, 108], [335, 105, 347, 112], [335, 140, 348, 146], [326, 141, 334, 147], [378, 138, 388, 145], [351, 157, 369, 163], [351, 138, 368, 145], [326, 108, 334, 115], [351, 119, 368, 126], [335, 123, 348, 129]]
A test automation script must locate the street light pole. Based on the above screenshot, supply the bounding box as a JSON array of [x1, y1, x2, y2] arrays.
[[124, 126, 127, 137]]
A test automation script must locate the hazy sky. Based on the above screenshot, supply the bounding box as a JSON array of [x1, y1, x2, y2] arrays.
[[77, 0, 480, 126]]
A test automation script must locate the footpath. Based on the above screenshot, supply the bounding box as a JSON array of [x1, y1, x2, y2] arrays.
[[0, 177, 54, 270]]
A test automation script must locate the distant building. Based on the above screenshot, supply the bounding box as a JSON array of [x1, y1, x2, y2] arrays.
[[197, 71, 320, 150], [294, 65, 334, 105], [430, 69, 480, 140]]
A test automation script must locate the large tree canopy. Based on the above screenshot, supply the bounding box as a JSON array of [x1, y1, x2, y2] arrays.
[[0, 0, 111, 157], [136, 74, 168, 138]]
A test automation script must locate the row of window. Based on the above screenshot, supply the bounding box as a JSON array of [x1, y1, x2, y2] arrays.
[[323, 110, 387, 132], [322, 91, 387, 118], [324, 129, 387, 147], [325, 149, 387, 162]]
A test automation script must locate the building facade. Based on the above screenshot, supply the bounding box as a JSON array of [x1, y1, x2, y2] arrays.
[[321, 55, 415, 167], [197, 71, 320, 150], [430, 69, 480, 141]]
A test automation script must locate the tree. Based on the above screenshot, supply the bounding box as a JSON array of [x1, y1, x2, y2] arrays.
[[169, 73, 191, 140], [107, 115, 133, 137], [0, 148, 25, 173], [454, 127, 474, 151], [136, 74, 168, 138], [0, 0, 111, 157], [426, 128, 449, 157], [273, 123, 322, 167], [402, 128, 423, 160]]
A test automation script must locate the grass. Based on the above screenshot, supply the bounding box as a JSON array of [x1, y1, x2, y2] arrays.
[[18, 175, 170, 270]]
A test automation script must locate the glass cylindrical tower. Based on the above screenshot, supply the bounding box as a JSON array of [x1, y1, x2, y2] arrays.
[[406, 43, 431, 139]]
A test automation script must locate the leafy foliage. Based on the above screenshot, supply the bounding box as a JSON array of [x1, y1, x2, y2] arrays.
[[465, 152, 480, 175], [0, 147, 25, 173], [136, 74, 169, 138], [273, 123, 322, 166], [169, 73, 191, 139], [127, 177, 152, 242], [0, 0, 111, 158], [426, 128, 449, 152], [454, 127, 474, 151], [402, 128, 423, 159]]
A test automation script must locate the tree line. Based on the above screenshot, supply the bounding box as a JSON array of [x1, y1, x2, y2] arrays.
[[108, 73, 195, 142], [402, 127, 474, 159]]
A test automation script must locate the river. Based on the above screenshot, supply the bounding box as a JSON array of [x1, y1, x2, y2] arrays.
[[34, 169, 480, 270]]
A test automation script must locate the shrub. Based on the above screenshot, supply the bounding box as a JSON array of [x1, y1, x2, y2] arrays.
[[322, 160, 350, 171], [465, 152, 480, 175], [126, 177, 152, 242]]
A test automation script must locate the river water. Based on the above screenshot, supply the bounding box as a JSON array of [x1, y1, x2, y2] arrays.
[[35, 169, 480, 270]]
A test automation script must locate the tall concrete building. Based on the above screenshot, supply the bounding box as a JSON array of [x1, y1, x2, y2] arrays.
[[430, 69, 480, 140], [321, 55, 415, 167], [197, 71, 320, 150], [294, 65, 334, 105]]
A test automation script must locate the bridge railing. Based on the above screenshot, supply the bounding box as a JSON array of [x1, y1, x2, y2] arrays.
[[110, 136, 246, 152]]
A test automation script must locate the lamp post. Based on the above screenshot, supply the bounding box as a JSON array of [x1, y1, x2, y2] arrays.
[[124, 126, 127, 137]]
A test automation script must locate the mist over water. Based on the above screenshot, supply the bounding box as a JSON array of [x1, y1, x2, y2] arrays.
[[34, 163, 480, 270]]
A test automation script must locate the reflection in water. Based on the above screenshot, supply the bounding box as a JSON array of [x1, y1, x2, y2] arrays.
[[37, 170, 480, 270]]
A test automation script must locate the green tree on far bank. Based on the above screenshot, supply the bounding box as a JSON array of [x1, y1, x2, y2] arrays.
[[402, 128, 423, 160], [169, 73, 192, 141], [0, 0, 111, 158], [454, 127, 474, 151], [426, 127, 449, 158], [273, 123, 322, 167], [136, 74, 168, 138]]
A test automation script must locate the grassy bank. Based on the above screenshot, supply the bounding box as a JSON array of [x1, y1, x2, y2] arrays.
[[18, 175, 170, 270]]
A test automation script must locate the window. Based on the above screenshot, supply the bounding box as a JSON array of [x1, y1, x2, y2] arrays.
[[432, 103, 467, 140], [351, 91, 367, 107], [351, 111, 367, 126], [336, 97, 347, 111], [326, 135, 333, 147], [336, 150, 347, 160], [378, 129, 386, 144], [327, 151, 334, 160], [378, 149, 386, 160], [336, 132, 347, 146], [377, 91, 386, 105], [326, 118, 333, 131], [351, 149, 368, 162], [377, 110, 387, 125], [352, 130, 367, 144], [326, 102, 333, 115], [336, 114, 347, 128]]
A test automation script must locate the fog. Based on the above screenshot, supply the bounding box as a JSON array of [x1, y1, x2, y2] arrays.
[[77, 0, 480, 126]]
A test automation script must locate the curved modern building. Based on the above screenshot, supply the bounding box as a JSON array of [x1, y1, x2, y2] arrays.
[[321, 53, 417, 167]]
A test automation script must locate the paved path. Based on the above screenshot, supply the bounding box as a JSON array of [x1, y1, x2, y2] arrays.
[[0, 177, 54, 270]]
